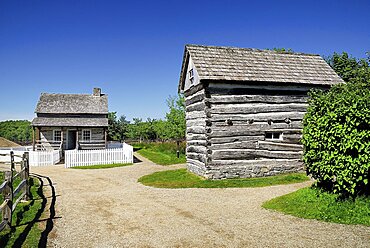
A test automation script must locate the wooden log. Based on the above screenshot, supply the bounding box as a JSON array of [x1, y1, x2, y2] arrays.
[[186, 145, 207, 154], [211, 141, 258, 150], [208, 94, 308, 104], [210, 135, 265, 144], [209, 158, 303, 167], [186, 119, 206, 128], [186, 152, 207, 163], [184, 83, 205, 97], [187, 140, 207, 146], [210, 112, 306, 122], [186, 102, 205, 112], [186, 133, 207, 140], [206, 82, 314, 95], [187, 126, 206, 134], [210, 103, 308, 114], [23, 152, 30, 201], [2, 171, 12, 230], [185, 91, 205, 106], [209, 128, 301, 139], [186, 158, 206, 168], [186, 111, 205, 120], [212, 120, 303, 129], [211, 149, 303, 160], [10, 151, 15, 171], [257, 141, 303, 151]]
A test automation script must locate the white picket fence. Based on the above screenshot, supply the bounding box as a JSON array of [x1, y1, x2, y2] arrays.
[[0, 149, 60, 166], [64, 143, 133, 168], [29, 150, 61, 166]]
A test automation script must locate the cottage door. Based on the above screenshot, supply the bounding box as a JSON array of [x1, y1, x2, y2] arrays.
[[67, 130, 77, 150]]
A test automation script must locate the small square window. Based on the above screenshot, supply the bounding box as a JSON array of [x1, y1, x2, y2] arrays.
[[82, 130, 91, 141], [53, 130, 62, 142], [189, 69, 194, 84], [265, 132, 282, 140]]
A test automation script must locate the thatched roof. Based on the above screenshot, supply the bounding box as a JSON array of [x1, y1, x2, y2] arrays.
[[179, 45, 344, 91], [32, 117, 108, 127], [35, 93, 108, 114]]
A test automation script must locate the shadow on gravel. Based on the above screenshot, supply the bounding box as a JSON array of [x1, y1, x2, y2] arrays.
[[31, 173, 58, 247], [134, 155, 142, 163]]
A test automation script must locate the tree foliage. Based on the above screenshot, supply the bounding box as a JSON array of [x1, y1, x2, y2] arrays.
[[325, 52, 370, 84], [108, 94, 185, 142], [0, 120, 32, 144], [303, 52, 370, 198]]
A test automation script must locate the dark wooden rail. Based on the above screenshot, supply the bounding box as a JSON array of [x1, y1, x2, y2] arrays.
[[0, 151, 30, 231]]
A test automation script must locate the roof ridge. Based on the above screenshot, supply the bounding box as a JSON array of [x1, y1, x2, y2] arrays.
[[185, 44, 321, 57]]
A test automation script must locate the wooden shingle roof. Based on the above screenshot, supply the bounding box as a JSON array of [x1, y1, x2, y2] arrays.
[[32, 117, 108, 127], [35, 93, 108, 114], [179, 45, 344, 91]]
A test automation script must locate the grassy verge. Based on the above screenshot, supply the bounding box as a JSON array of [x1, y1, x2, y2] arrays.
[[133, 142, 186, 165], [70, 163, 133, 169], [137, 149, 186, 165], [0, 176, 44, 247], [138, 168, 309, 188], [262, 187, 370, 226]]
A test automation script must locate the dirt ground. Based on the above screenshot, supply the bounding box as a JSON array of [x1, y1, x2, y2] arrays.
[[31, 153, 370, 248]]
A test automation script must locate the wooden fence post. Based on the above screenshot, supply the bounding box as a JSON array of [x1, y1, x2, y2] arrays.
[[10, 151, 15, 171], [2, 171, 13, 228], [22, 152, 30, 201]]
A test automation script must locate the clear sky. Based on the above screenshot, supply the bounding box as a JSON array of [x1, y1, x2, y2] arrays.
[[0, 0, 369, 122]]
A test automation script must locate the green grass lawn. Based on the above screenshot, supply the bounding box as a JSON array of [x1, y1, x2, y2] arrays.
[[70, 163, 133, 169], [263, 187, 370, 226], [137, 149, 186, 165], [0, 176, 44, 247], [138, 168, 309, 188]]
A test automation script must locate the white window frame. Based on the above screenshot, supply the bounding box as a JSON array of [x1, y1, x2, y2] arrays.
[[82, 129, 91, 142], [53, 130, 62, 142], [265, 132, 283, 141]]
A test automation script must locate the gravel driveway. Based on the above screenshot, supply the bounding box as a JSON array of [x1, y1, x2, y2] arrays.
[[31, 153, 370, 248]]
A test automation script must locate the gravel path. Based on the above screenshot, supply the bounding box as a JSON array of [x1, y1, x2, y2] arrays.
[[31, 153, 370, 248]]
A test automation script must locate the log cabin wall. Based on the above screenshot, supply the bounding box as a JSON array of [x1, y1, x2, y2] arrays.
[[188, 81, 323, 179], [39, 127, 106, 151], [185, 84, 208, 176]]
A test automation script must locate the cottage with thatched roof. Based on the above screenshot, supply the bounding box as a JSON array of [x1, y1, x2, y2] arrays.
[[31, 88, 108, 151], [178, 45, 344, 179]]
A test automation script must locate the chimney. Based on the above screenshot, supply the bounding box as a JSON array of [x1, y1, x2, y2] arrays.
[[93, 88, 102, 96]]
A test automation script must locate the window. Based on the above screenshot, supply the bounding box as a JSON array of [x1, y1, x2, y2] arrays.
[[189, 69, 194, 84], [82, 129, 91, 141], [265, 132, 282, 140], [53, 130, 62, 142]]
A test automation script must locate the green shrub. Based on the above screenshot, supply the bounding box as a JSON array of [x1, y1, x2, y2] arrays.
[[302, 82, 370, 197]]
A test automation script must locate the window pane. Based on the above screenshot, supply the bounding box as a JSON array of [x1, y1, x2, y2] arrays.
[[82, 130, 91, 141], [54, 131, 61, 141]]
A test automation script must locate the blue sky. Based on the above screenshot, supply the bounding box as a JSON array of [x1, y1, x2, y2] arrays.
[[0, 0, 369, 122]]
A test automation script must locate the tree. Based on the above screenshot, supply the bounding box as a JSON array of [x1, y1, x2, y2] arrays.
[[0, 120, 32, 144], [164, 94, 186, 140], [326, 52, 370, 84], [108, 112, 129, 141], [303, 52, 370, 198]]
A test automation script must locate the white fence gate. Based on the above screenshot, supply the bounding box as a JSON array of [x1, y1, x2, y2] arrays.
[[64, 143, 133, 168], [29, 150, 61, 166]]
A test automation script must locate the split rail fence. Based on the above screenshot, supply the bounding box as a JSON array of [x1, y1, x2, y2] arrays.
[[65, 143, 133, 168], [0, 151, 30, 231]]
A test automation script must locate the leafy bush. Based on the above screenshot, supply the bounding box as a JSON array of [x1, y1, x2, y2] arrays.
[[302, 82, 370, 197]]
